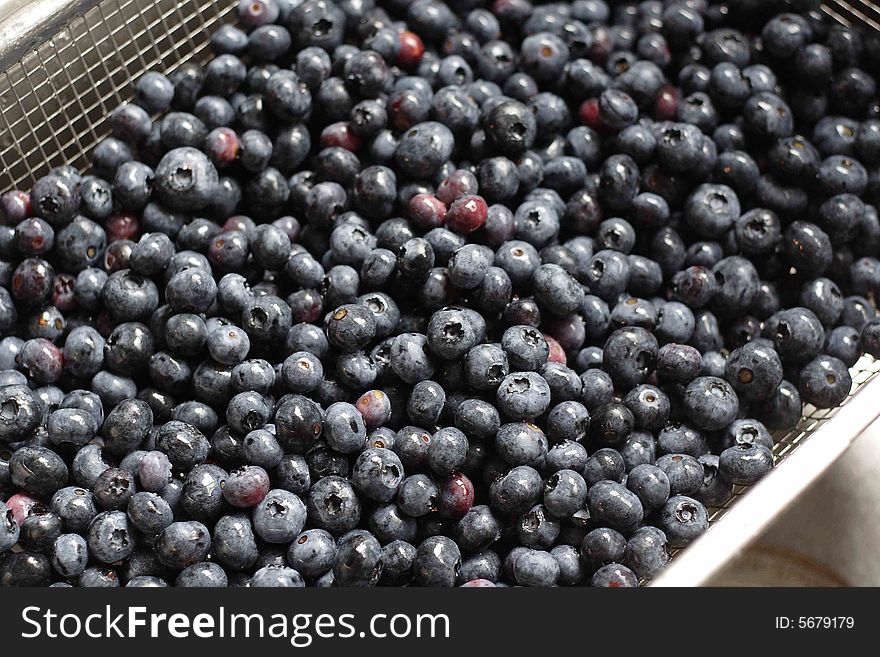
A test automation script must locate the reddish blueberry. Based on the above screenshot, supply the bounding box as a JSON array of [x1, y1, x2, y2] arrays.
[[578, 98, 603, 130], [105, 213, 141, 242], [396, 31, 425, 67], [356, 390, 393, 428], [408, 193, 447, 229], [11, 258, 55, 306], [320, 122, 362, 152], [460, 579, 495, 587], [0, 189, 32, 224], [51, 273, 77, 312], [205, 127, 241, 167], [446, 195, 488, 234], [544, 334, 567, 364], [223, 465, 271, 508], [436, 170, 480, 207], [438, 472, 475, 519], [653, 84, 679, 121]]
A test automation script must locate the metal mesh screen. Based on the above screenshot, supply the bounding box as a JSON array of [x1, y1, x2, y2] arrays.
[[0, 0, 878, 577], [705, 355, 880, 526], [0, 0, 235, 191], [823, 0, 880, 29]]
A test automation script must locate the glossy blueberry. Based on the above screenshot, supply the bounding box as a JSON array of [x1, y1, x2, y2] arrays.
[[725, 341, 784, 402], [683, 376, 739, 432], [495, 372, 551, 421], [798, 354, 852, 409], [543, 469, 587, 519], [586, 480, 643, 534], [87, 510, 135, 564], [657, 495, 708, 548], [623, 526, 669, 580], [307, 475, 361, 536], [212, 513, 259, 572], [176, 562, 228, 587], [655, 454, 704, 497], [252, 489, 306, 543], [414, 535, 461, 587], [718, 443, 774, 486]]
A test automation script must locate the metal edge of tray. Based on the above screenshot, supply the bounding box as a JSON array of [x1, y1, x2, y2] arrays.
[[651, 373, 880, 587], [0, 0, 103, 72]]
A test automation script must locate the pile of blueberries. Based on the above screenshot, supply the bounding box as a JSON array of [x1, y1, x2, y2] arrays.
[[2, 0, 880, 588]]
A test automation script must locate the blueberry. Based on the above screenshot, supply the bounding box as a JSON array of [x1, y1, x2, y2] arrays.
[[823, 326, 859, 368], [623, 526, 669, 581], [155, 147, 218, 212], [655, 453, 704, 497], [250, 565, 305, 587], [496, 372, 551, 420], [10, 445, 68, 498], [725, 341, 783, 402], [543, 469, 588, 518], [90, 465, 134, 510], [49, 533, 88, 578], [47, 486, 96, 535], [489, 464, 542, 516], [683, 376, 739, 432], [742, 92, 793, 141], [325, 303, 377, 353], [389, 332, 435, 384], [85, 510, 135, 564], [395, 122, 455, 179], [332, 531, 382, 587], [0, 385, 42, 444], [590, 562, 638, 587], [579, 368, 614, 412], [369, 503, 417, 545], [425, 426, 466, 475], [626, 463, 670, 511], [30, 174, 80, 227], [717, 441, 773, 486], [545, 439, 589, 475], [532, 264, 584, 317], [602, 326, 657, 389], [307, 475, 361, 535], [684, 454, 727, 507], [426, 308, 479, 362], [772, 306, 826, 364], [587, 480, 643, 534], [501, 325, 548, 372], [623, 385, 669, 432], [656, 343, 702, 384], [209, 513, 258, 572], [493, 421, 545, 467], [798, 354, 852, 409], [126, 491, 174, 535], [153, 520, 212, 569], [414, 535, 461, 587], [588, 403, 634, 449], [658, 495, 709, 548], [510, 548, 558, 587], [251, 489, 306, 543], [543, 400, 587, 442], [175, 562, 228, 587], [782, 222, 832, 278], [712, 256, 758, 315], [241, 295, 292, 344], [657, 422, 705, 458]]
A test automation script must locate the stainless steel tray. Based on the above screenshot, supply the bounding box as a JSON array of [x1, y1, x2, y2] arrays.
[[0, 0, 878, 586]]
